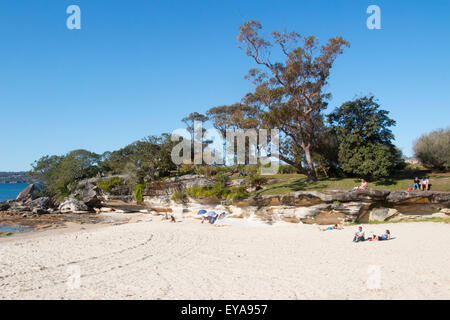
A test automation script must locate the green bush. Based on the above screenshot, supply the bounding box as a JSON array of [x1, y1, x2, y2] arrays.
[[97, 177, 124, 191], [134, 183, 146, 203], [414, 128, 450, 171], [171, 189, 187, 202], [186, 175, 231, 199], [226, 186, 249, 200]]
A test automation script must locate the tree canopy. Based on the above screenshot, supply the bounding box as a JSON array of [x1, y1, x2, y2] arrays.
[[232, 20, 349, 180], [328, 96, 404, 179], [414, 128, 450, 171]]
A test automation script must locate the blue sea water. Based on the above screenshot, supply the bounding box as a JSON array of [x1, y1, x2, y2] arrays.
[[0, 225, 32, 233], [0, 183, 30, 202]]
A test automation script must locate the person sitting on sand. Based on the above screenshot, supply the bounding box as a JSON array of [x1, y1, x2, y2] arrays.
[[353, 226, 365, 242]]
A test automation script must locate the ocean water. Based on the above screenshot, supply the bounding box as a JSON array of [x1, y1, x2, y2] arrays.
[[0, 225, 32, 233], [0, 183, 30, 202]]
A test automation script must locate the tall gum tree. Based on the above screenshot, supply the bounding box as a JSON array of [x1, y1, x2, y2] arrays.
[[237, 20, 349, 180]]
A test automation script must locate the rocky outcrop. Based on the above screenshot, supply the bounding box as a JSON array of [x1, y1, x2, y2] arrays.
[[145, 189, 450, 225], [2, 177, 450, 224], [386, 191, 450, 213], [59, 199, 89, 213], [15, 184, 40, 202], [144, 175, 214, 198], [72, 180, 103, 208]]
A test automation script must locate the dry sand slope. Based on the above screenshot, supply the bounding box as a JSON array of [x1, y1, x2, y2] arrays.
[[1, 217, 450, 299]]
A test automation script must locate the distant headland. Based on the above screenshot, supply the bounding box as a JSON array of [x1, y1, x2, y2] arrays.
[[0, 172, 29, 184]]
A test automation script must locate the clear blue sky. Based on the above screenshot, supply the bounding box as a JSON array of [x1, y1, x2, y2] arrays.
[[1, 0, 449, 171]]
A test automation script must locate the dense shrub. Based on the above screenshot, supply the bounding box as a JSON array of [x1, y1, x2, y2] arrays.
[[134, 184, 146, 203], [413, 128, 450, 171], [171, 189, 187, 202], [97, 177, 124, 191], [226, 186, 249, 200]]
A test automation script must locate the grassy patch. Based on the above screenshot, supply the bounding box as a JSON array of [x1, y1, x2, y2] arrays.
[[97, 177, 124, 191], [255, 172, 450, 196]]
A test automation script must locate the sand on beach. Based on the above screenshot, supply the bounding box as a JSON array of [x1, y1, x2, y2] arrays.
[[1, 215, 449, 300]]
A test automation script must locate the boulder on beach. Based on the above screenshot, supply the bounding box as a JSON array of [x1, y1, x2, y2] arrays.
[[71, 181, 103, 208], [16, 184, 39, 202], [59, 199, 89, 213]]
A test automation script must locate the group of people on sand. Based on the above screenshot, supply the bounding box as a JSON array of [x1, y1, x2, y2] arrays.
[[319, 224, 392, 243], [353, 226, 391, 242], [409, 177, 430, 191]]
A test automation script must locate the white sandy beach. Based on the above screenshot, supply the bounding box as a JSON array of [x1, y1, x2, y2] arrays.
[[1, 215, 450, 300]]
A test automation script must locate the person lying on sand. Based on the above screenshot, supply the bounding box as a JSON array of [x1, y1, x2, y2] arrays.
[[353, 226, 365, 242], [319, 224, 342, 231], [370, 230, 391, 241]]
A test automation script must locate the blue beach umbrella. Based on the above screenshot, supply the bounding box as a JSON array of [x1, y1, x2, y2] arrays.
[[207, 211, 217, 217], [197, 209, 207, 215]]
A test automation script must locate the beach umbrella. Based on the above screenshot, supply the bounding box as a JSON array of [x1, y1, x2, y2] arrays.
[[207, 211, 217, 217], [197, 209, 207, 215]]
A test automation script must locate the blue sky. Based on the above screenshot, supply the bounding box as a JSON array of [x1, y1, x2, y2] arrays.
[[0, 0, 449, 171]]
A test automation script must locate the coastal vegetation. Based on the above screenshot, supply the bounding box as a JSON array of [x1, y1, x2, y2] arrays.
[[97, 177, 124, 192], [413, 128, 450, 171], [134, 184, 146, 204]]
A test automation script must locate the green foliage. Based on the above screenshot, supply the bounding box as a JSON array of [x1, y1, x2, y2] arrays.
[[134, 184, 146, 204], [278, 164, 299, 174], [328, 96, 404, 179], [186, 175, 231, 199], [226, 186, 249, 200], [29, 150, 101, 199], [102, 134, 177, 183], [171, 189, 187, 202], [97, 177, 124, 191], [413, 128, 450, 171], [246, 174, 268, 187]]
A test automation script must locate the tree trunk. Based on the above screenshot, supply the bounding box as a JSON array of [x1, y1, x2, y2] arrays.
[[303, 145, 317, 181]]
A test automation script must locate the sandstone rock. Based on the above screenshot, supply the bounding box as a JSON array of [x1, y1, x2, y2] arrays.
[[228, 179, 246, 187], [318, 189, 390, 202], [32, 208, 49, 215], [28, 197, 54, 210], [368, 208, 399, 222], [440, 208, 450, 215], [72, 181, 102, 208], [59, 199, 88, 213], [428, 212, 449, 219], [145, 175, 214, 197], [16, 184, 39, 202]]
